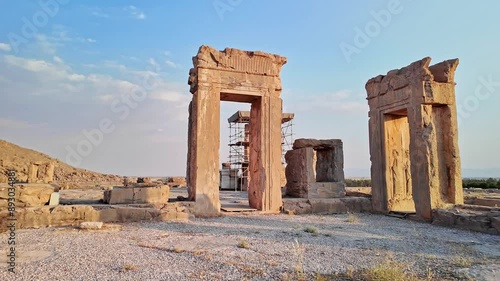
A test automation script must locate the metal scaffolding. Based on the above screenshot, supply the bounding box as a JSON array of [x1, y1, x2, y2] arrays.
[[224, 111, 294, 191]]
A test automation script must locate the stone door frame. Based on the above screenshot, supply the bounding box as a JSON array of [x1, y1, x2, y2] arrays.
[[186, 46, 286, 216]]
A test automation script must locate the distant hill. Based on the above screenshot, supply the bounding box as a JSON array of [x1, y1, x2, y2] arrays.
[[0, 139, 123, 188]]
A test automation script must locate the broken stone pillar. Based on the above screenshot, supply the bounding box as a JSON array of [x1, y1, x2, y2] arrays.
[[365, 57, 463, 220], [285, 139, 346, 199], [27, 163, 39, 183], [186, 45, 286, 215]]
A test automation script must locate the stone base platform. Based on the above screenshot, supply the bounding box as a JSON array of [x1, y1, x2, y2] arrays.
[[432, 204, 500, 235], [0, 202, 193, 232], [282, 197, 371, 215], [103, 185, 170, 204]]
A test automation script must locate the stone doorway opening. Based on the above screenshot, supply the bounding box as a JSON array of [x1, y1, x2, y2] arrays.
[[383, 109, 414, 213], [219, 99, 257, 212], [186, 46, 287, 216]]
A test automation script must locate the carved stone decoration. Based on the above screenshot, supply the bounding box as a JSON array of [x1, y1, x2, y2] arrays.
[[366, 57, 463, 220], [186, 45, 287, 216]]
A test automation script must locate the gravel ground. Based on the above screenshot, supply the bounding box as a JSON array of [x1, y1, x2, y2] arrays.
[[1, 213, 499, 281]]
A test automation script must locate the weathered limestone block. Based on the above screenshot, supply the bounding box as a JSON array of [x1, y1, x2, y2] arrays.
[[308, 182, 345, 199], [293, 139, 342, 150], [285, 139, 345, 199], [0, 202, 194, 232], [341, 197, 372, 213], [285, 148, 315, 198], [309, 199, 347, 214], [168, 177, 187, 187], [80, 222, 103, 230], [0, 184, 55, 208], [137, 177, 152, 184], [281, 197, 372, 215], [103, 186, 170, 205], [281, 199, 312, 215], [48, 192, 60, 206]]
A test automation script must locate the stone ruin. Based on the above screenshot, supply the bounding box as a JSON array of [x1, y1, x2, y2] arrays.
[[366, 57, 463, 220], [27, 161, 55, 184], [103, 177, 170, 205], [186, 45, 287, 215], [285, 139, 346, 199]]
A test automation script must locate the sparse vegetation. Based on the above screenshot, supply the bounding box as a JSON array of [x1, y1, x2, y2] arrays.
[[237, 238, 250, 249], [303, 226, 319, 234], [291, 239, 306, 281], [315, 259, 423, 281], [346, 213, 358, 223], [362, 259, 417, 281], [452, 256, 472, 268]]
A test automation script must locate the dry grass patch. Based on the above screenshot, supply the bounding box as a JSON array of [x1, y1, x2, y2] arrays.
[[346, 213, 358, 223], [316, 259, 426, 281], [121, 264, 137, 271], [237, 237, 250, 249], [452, 256, 472, 268], [303, 225, 319, 234]]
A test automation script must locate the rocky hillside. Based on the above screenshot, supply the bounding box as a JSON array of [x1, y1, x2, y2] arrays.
[[0, 139, 123, 189]]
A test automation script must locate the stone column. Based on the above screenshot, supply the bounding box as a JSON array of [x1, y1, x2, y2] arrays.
[[368, 110, 387, 213], [191, 83, 221, 216], [248, 94, 283, 212]]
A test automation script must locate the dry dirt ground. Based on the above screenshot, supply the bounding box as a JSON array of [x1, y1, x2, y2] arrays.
[[1, 213, 499, 281]]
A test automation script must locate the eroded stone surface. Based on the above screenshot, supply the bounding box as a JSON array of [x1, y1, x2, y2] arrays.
[[285, 139, 345, 199], [366, 57, 463, 220], [103, 185, 170, 205], [0, 184, 55, 208], [0, 202, 193, 232], [186, 45, 286, 215]]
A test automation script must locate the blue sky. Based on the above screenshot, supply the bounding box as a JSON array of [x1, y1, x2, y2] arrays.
[[1, 0, 499, 177]]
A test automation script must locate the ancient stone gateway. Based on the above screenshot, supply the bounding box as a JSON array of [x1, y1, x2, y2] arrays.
[[186, 45, 286, 215], [366, 57, 463, 220]]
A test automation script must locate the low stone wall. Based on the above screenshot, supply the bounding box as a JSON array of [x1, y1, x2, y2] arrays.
[[0, 202, 194, 232], [464, 198, 500, 208], [282, 197, 371, 215], [103, 185, 170, 204], [432, 205, 500, 235]]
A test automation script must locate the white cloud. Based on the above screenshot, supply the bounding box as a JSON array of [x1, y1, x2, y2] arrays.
[[87, 38, 97, 43], [91, 10, 110, 18], [165, 60, 177, 68], [0, 43, 12, 52], [288, 90, 368, 115], [125, 5, 146, 20], [35, 34, 58, 54], [148, 58, 160, 72], [53, 56, 64, 64], [0, 53, 191, 176], [150, 90, 185, 102], [104, 60, 127, 71]]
